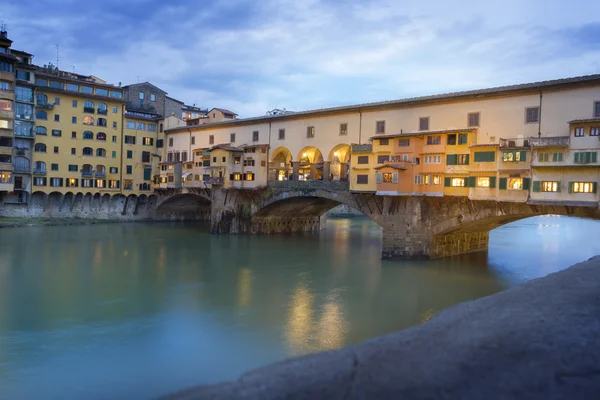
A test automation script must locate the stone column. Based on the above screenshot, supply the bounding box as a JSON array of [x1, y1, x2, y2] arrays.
[[340, 163, 348, 181], [323, 161, 331, 181], [292, 162, 299, 180]]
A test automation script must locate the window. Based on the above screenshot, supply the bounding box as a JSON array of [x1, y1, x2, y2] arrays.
[[96, 132, 106, 141], [95, 179, 105, 188], [139, 92, 145, 100], [0, 80, 9, 90], [168, 137, 174, 147], [538, 152, 549, 162], [222, 157, 226, 162], [68, 164, 78, 172], [398, 139, 410, 147], [458, 133, 468, 145], [143, 137, 153, 146], [402, 154, 409, 162], [508, 178, 523, 190], [591, 127, 600, 137], [36, 110, 48, 120], [375, 121, 385, 134], [457, 154, 469, 165], [110, 167, 118, 174], [356, 175, 368, 184], [112, 151, 117, 158], [243, 159, 255, 167], [126, 165, 132, 174], [51, 163, 58, 171], [127, 150, 133, 159], [552, 152, 563, 162], [419, 117, 429, 131], [82, 147, 93, 156], [379, 139, 389, 145], [382, 172, 394, 183], [33, 177, 47, 186], [307, 126, 315, 138], [526, 107, 540, 123], [474, 151, 495, 162], [357, 155, 369, 164], [124, 136, 136, 144], [595, 102, 600, 118], [150, 93, 156, 102], [432, 175, 441, 185], [574, 127, 584, 137], [451, 178, 465, 187], [97, 102, 108, 114], [81, 86, 93, 94], [229, 133, 236, 143], [81, 179, 93, 187], [424, 155, 442, 164], [447, 134, 457, 145], [377, 155, 390, 164], [34, 161, 46, 173], [109, 91, 122, 99], [81, 131, 93, 140], [97, 118, 107, 127], [209, 135, 214, 144], [571, 182, 596, 193], [84, 100, 95, 112], [278, 129, 285, 140], [34, 143, 47, 152], [340, 123, 348, 135], [82, 116, 94, 126], [447, 154, 468, 165], [502, 151, 526, 162], [54, 97, 60, 105], [127, 121, 136, 129], [54, 146, 59, 154], [96, 148, 106, 157], [37, 93, 49, 105], [0, 119, 9, 129], [71, 148, 76, 155], [413, 175, 424, 185], [426, 136, 441, 145], [253, 131, 259, 142], [50, 178, 63, 187], [245, 173, 255, 181], [113, 106, 118, 113], [52, 130, 62, 137], [137, 122, 146, 130], [541, 181, 559, 192], [476, 177, 490, 188], [16, 70, 31, 81], [157, 139, 163, 148], [574, 151, 597, 164], [234, 156, 241, 164], [71, 116, 77, 124], [142, 151, 151, 163], [66, 83, 78, 92], [0, 62, 13, 73]]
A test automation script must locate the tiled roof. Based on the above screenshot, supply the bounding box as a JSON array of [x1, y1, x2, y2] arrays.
[[370, 128, 475, 141], [568, 117, 600, 124], [212, 108, 238, 115]]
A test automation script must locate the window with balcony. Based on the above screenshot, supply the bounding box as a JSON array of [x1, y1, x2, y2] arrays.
[[36, 93, 49, 105], [35, 126, 47, 136], [34, 161, 46, 173], [84, 100, 95, 113], [525, 107, 540, 123], [97, 118, 107, 127], [34, 143, 47, 152], [96, 132, 106, 141], [97, 103, 108, 115], [574, 127, 584, 137], [96, 148, 106, 157], [81, 131, 93, 140], [96, 165, 106, 177], [82, 147, 93, 156], [82, 164, 93, 176]]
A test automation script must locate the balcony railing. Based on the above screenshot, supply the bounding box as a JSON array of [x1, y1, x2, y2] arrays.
[[499, 138, 530, 148], [14, 165, 30, 173], [15, 95, 34, 103], [97, 108, 108, 115], [33, 168, 46, 175], [14, 130, 34, 138], [83, 107, 95, 113], [95, 172, 106, 178], [203, 176, 224, 185], [81, 171, 93, 177], [36, 102, 54, 109], [529, 136, 570, 148]]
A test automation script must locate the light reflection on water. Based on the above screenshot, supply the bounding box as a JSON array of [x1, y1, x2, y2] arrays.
[[0, 215, 599, 399]]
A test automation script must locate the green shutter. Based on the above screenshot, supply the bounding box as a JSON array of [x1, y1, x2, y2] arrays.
[[532, 181, 541, 192], [499, 177, 507, 190], [574, 153, 580, 163], [474, 151, 495, 162], [466, 176, 475, 187], [464, 154, 470, 165], [556, 181, 561, 193], [446, 154, 457, 165], [593, 182, 598, 193], [459, 133, 468, 144], [520, 151, 527, 162], [585, 152, 591, 163], [489, 176, 496, 188], [143, 168, 151, 181], [444, 177, 451, 187], [568, 182, 573, 193], [489, 152, 496, 162], [593, 152, 598, 163], [522, 178, 530, 191]]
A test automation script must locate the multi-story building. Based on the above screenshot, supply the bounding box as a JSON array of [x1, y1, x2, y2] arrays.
[[123, 109, 161, 193], [0, 29, 17, 196], [32, 66, 125, 194], [163, 74, 600, 208]]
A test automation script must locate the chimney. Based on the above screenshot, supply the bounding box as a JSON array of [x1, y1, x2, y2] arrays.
[[0, 31, 7, 40]]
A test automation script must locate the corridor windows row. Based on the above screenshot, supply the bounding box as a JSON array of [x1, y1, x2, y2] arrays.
[[33, 177, 120, 188], [423, 155, 442, 164], [537, 152, 563, 162], [125, 121, 157, 131], [531, 181, 597, 193], [413, 174, 441, 185]]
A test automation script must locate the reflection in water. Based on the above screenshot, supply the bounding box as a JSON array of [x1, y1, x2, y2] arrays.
[[0, 215, 599, 399]]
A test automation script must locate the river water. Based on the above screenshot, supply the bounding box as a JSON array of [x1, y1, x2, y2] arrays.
[[1, 215, 599, 399]]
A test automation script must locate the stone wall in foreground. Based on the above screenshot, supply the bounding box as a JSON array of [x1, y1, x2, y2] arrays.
[[162, 256, 600, 400]]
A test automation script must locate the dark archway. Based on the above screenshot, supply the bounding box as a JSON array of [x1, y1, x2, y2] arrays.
[[156, 194, 212, 221]]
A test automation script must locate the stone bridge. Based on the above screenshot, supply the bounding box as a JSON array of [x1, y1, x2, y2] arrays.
[[153, 181, 600, 259]]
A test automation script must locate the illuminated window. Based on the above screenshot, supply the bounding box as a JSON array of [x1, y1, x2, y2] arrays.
[[340, 123, 347, 135], [451, 178, 465, 187], [571, 182, 595, 193], [508, 178, 523, 190], [246, 173, 254, 181], [503, 151, 526, 162], [476, 177, 490, 188], [0, 100, 12, 111], [0, 171, 11, 183], [96, 180, 105, 188], [233, 173, 241, 181], [234, 157, 241, 164], [83, 116, 94, 125], [306, 126, 315, 138], [66, 178, 78, 187], [383, 172, 393, 183], [433, 175, 441, 185], [542, 181, 559, 192]]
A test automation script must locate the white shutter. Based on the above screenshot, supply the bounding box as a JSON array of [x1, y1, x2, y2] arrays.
[[376, 172, 383, 183], [392, 172, 398, 183]]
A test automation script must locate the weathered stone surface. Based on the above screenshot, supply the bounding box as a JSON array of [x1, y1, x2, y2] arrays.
[[162, 256, 600, 400]]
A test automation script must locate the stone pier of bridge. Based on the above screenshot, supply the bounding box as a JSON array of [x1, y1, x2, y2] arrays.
[[154, 182, 600, 259]]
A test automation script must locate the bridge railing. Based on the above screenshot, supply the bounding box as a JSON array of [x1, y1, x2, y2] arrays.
[[268, 180, 350, 191]]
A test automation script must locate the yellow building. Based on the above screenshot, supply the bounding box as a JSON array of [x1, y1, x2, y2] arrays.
[[123, 110, 161, 193], [0, 30, 16, 194], [32, 68, 125, 194]]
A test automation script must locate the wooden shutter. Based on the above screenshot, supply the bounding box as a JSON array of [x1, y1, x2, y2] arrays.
[[519, 151, 527, 162], [444, 177, 451, 187], [593, 182, 598, 193], [392, 173, 398, 183], [464, 154, 470, 165], [499, 177, 507, 190], [522, 178, 531, 191], [143, 168, 151, 181], [532, 181, 541, 192], [489, 177, 496, 188], [446, 154, 457, 165], [593, 152, 598, 163], [468, 176, 476, 187], [376, 172, 383, 183], [556, 181, 561, 192], [568, 182, 573, 193], [574, 153, 580, 163]]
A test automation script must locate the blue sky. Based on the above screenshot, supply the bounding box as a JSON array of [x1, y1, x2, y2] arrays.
[[3, 0, 600, 117]]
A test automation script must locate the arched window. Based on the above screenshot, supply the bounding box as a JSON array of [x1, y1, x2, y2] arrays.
[[96, 165, 106, 177], [34, 161, 46, 173], [34, 143, 47, 152], [97, 118, 107, 127], [97, 102, 107, 115], [96, 148, 106, 157], [35, 126, 47, 136], [83, 130, 94, 140], [36, 110, 48, 120], [82, 164, 93, 176], [96, 132, 106, 141], [84, 100, 95, 112], [36, 93, 48, 105], [83, 116, 94, 125], [159, 123, 163, 133], [82, 147, 93, 156]]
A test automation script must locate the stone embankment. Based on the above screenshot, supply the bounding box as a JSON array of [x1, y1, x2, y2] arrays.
[[163, 256, 600, 399]]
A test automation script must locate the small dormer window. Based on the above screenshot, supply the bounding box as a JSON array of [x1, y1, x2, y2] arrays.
[[139, 92, 144, 100]]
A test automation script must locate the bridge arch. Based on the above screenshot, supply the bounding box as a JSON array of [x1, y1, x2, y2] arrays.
[[155, 192, 212, 220]]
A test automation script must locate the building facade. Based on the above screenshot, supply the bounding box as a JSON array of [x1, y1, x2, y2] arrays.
[[163, 74, 600, 207]]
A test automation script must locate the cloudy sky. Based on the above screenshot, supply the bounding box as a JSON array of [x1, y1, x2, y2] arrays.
[[3, 0, 600, 117]]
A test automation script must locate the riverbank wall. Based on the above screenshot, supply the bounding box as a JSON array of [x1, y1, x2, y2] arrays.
[[163, 256, 600, 399]]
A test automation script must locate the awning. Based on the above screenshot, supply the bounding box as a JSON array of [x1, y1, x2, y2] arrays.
[[182, 172, 192, 179]]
